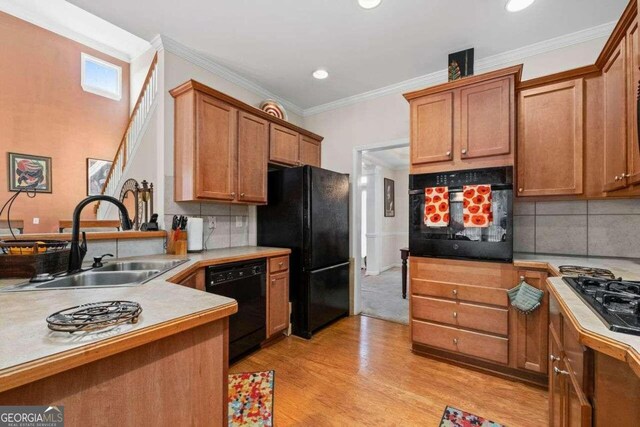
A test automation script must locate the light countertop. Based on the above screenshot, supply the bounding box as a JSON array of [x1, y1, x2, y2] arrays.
[[0, 246, 290, 392]]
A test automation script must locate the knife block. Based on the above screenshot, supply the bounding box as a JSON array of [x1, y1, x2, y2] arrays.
[[167, 230, 188, 256]]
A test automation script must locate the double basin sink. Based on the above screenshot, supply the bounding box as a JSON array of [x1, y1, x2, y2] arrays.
[[3, 259, 189, 292]]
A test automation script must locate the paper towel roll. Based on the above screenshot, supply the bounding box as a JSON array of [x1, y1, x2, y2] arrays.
[[186, 217, 203, 252]]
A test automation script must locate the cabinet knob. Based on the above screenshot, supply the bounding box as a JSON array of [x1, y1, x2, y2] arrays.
[[452, 289, 458, 296], [518, 188, 524, 192], [271, 278, 276, 283], [461, 149, 467, 155], [279, 262, 284, 266], [231, 192, 236, 197], [453, 338, 458, 345], [615, 176, 621, 181], [550, 354, 560, 362], [240, 193, 245, 198], [553, 367, 569, 376], [623, 173, 630, 178], [452, 312, 458, 318], [446, 151, 451, 157]]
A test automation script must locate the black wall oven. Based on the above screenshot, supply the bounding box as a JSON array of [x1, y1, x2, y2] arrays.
[[409, 167, 513, 262]]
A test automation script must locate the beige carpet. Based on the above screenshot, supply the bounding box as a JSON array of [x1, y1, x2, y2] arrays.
[[361, 267, 409, 325]]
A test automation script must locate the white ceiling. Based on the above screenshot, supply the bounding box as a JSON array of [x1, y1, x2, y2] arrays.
[[363, 146, 410, 170], [56, 1, 630, 108]]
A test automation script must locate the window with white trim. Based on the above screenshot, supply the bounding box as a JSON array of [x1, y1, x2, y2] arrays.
[[81, 53, 122, 101]]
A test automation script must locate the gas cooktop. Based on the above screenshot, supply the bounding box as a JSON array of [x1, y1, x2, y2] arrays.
[[563, 276, 640, 336]]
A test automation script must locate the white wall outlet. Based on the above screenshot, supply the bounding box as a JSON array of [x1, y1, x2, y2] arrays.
[[235, 216, 243, 228], [207, 216, 216, 230], [32, 217, 39, 225]]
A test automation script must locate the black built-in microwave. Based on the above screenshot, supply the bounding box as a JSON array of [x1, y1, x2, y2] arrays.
[[409, 166, 513, 262]]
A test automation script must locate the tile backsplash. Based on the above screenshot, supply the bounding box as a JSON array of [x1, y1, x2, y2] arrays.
[[514, 199, 640, 258], [164, 176, 255, 250]]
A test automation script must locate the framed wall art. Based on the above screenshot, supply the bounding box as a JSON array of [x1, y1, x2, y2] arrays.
[[87, 158, 112, 196], [7, 152, 52, 193], [384, 178, 395, 217]]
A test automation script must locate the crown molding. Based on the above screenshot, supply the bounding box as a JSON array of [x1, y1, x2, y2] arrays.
[[155, 35, 304, 117], [0, 1, 149, 62], [303, 21, 616, 117]]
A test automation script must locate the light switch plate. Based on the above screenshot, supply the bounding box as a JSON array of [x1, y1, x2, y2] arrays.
[[33, 217, 39, 225]]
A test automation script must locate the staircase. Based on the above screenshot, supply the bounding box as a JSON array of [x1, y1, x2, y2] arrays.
[[96, 53, 158, 217]]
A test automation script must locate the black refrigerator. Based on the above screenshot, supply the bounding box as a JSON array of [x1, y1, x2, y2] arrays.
[[258, 166, 350, 339]]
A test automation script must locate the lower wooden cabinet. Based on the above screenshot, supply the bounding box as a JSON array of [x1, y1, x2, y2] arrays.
[[267, 256, 290, 339], [409, 257, 549, 384]]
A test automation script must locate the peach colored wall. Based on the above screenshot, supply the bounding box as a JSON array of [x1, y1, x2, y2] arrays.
[[0, 12, 130, 233]]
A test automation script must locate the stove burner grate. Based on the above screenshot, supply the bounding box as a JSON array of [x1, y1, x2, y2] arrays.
[[46, 301, 142, 333], [558, 265, 616, 280]]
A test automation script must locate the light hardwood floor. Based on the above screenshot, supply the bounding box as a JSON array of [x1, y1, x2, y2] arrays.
[[231, 315, 548, 426]]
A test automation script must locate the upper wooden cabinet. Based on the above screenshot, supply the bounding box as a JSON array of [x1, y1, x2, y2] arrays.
[[238, 111, 269, 203], [299, 135, 321, 167], [626, 18, 640, 185], [405, 66, 519, 174], [170, 80, 323, 204], [603, 40, 629, 192], [270, 124, 299, 166], [460, 77, 512, 159], [517, 79, 584, 197]]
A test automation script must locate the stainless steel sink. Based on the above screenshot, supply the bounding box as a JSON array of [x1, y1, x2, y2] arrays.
[[93, 260, 187, 272], [2, 258, 189, 292], [33, 271, 160, 289]]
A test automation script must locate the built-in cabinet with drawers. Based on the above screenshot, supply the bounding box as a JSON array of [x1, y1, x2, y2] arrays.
[[170, 80, 322, 205], [409, 257, 549, 385], [404, 66, 520, 175]]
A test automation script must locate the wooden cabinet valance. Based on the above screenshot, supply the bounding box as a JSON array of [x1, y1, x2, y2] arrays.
[[170, 80, 322, 204]]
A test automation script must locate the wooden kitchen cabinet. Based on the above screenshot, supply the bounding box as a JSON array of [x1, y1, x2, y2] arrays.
[[171, 80, 323, 204], [626, 17, 640, 186], [460, 77, 512, 159], [602, 40, 629, 192], [266, 254, 290, 339], [405, 66, 519, 173], [299, 134, 322, 167], [410, 91, 454, 165], [237, 111, 269, 203], [511, 269, 549, 374], [517, 79, 584, 197], [270, 124, 300, 166]]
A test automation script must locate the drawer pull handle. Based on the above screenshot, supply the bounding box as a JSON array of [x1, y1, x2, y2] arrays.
[[452, 289, 458, 296], [549, 354, 560, 362], [279, 262, 284, 267], [452, 312, 458, 318], [553, 367, 569, 376], [461, 149, 467, 155], [446, 151, 451, 157], [453, 338, 458, 345]]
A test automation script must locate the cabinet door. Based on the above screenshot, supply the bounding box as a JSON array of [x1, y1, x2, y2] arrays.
[[565, 370, 592, 427], [270, 124, 300, 166], [460, 77, 512, 159], [627, 19, 640, 185], [410, 92, 454, 165], [195, 93, 237, 200], [268, 272, 289, 337], [299, 135, 321, 167], [514, 270, 549, 374], [517, 79, 584, 197], [549, 328, 564, 427], [603, 40, 629, 192], [237, 111, 269, 203]]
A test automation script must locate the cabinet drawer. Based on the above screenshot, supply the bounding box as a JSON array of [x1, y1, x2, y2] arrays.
[[412, 278, 508, 307], [410, 257, 514, 289], [269, 256, 289, 273], [413, 320, 509, 364], [412, 296, 508, 335]]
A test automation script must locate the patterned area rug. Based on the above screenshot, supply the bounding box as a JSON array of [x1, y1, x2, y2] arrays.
[[439, 406, 505, 427], [228, 370, 274, 427]]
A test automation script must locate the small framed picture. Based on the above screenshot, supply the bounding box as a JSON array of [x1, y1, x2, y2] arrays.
[[87, 158, 113, 196], [384, 178, 395, 217], [448, 48, 474, 81], [7, 152, 52, 193]]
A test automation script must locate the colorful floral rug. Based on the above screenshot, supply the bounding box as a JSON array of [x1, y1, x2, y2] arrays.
[[228, 370, 274, 427], [439, 406, 505, 427]]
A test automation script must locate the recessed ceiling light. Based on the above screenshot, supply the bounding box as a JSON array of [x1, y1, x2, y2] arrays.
[[313, 69, 329, 80], [358, 0, 382, 10], [506, 0, 535, 12]]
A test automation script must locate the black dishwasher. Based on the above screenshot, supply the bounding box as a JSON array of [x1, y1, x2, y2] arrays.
[[205, 260, 266, 362]]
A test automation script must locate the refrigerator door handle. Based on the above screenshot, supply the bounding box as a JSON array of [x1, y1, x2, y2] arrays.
[[310, 261, 350, 273]]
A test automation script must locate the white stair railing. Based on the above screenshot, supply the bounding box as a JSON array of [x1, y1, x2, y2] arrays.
[[97, 53, 158, 211]]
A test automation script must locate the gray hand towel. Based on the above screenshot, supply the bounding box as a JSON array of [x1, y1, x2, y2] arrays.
[[508, 277, 544, 314]]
